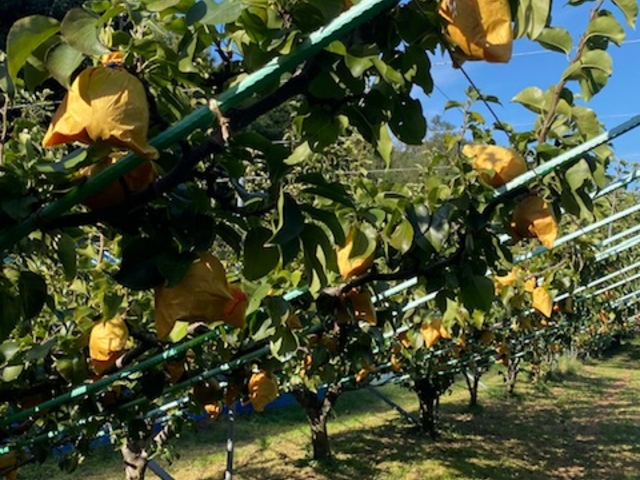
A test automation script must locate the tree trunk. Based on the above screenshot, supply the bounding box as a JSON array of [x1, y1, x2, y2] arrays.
[[309, 414, 331, 460], [291, 383, 342, 462], [121, 443, 148, 480], [414, 377, 439, 439], [463, 369, 481, 407], [120, 423, 173, 480], [506, 357, 521, 396]]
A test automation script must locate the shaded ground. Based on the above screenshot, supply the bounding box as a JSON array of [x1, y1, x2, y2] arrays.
[[20, 342, 640, 480]]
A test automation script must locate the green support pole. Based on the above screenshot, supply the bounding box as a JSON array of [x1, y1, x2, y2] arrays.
[[0, 330, 217, 429], [0, 0, 400, 253]]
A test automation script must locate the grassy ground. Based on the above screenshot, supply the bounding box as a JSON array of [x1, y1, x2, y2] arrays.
[[19, 342, 640, 480]]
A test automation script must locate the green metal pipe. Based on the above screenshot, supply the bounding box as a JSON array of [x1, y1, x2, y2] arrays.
[[0, 330, 219, 428], [0, 0, 399, 253], [494, 115, 640, 197]]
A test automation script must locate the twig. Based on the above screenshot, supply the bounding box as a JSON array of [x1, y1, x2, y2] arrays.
[[537, 0, 605, 143]]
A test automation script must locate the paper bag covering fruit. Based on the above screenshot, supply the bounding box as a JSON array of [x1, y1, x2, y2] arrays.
[[0, 450, 28, 480], [532, 286, 553, 318], [420, 317, 451, 348], [204, 402, 223, 420], [89, 317, 129, 376], [336, 228, 375, 279], [154, 252, 248, 340], [438, 0, 513, 63], [43, 51, 158, 159], [79, 152, 157, 210], [248, 370, 279, 412], [336, 289, 377, 325], [464, 144, 527, 187], [511, 195, 558, 249], [43, 51, 158, 209]]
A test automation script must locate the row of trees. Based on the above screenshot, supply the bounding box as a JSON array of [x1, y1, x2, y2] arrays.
[[0, 0, 640, 478]]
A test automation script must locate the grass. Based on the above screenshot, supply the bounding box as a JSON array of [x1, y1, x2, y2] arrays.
[[18, 341, 640, 480]]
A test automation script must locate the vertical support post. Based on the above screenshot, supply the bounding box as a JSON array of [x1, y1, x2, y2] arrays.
[[224, 403, 236, 480]]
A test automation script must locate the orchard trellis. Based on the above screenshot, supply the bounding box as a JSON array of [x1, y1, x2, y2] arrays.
[[1, 0, 640, 478]]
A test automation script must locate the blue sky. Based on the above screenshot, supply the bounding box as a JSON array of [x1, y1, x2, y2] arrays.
[[416, 1, 640, 165]]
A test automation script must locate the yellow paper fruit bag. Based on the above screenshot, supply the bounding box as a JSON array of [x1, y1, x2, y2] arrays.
[[420, 318, 449, 348], [204, 402, 223, 420], [80, 154, 157, 210], [43, 52, 158, 160], [155, 253, 248, 339], [532, 286, 553, 318], [0, 451, 27, 480], [511, 195, 558, 249], [248, 370, 279, 412], [337, 289, 377, 325], [336, 229, 375, 279], [438, 0, 513, 63], [464, 144, 527, 187], [89, 317, 129, 375]]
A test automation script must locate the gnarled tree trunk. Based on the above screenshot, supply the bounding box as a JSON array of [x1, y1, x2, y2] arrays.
[[120, 423, 173, 480], [506, 356, 521, 396], [291, 383, 342, 461], [463, 368, 483, 407], [414, 377, 440, 439]]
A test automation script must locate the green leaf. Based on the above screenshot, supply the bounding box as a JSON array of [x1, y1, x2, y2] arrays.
[[244, 227, 280, 281], [61, 8, 110, 56], [269, 327, 299, 361], [102, 293, 124, 320], [565, 159, 592, 191], [402, 46, 433, 95], [250, 316, 277, 342], [350, 223, 377, 259], [7, 15, 60, 80], [0, 342, 19, 366], [264, 296, 290, 327], [371, 57, 405, 86], [535, 27, 573, 54], [512, 86, 547, 114], [269, 192, 305, 245], [186, 0, 247, 25], [577, 49, 613, 74], [389, 94, 426, 144], [376, 124, 393, 167], [514, 0, 551, 39], [285, 142, 312, 166], [167, 321, 189, 343], [157, 252, 197, 288], [0, 293, 21, 342], [25, 338, 56, 362], [247, 282, 271, 317], [0, 51, 15, 97], [345, 54, 374, 78], [572, 106, 601, 139], [113, 238, 166, 290], [147, 0, 182, 12], [612, 0, 638, 28], [425, 204, 452, 253], [460, 275, 494, 312], [389, 218, 414, 254], [587, 12, 625, 46], [300, 205, 346, 246], [2, 365, 23, 382], [45, 42, 84, 88], [19, 271, 47, 321], [58, 234, 77, 282]]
